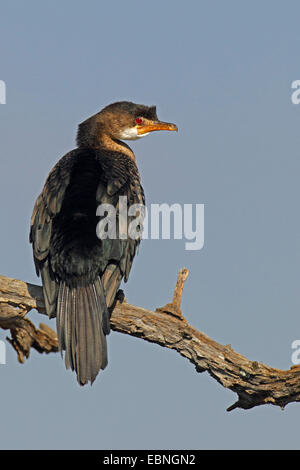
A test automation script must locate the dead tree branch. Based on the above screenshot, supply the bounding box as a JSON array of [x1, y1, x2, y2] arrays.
[[0, 271, 300, 412]]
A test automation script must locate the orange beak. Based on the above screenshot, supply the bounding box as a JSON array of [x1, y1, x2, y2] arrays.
[[137, 120, 178, 135]]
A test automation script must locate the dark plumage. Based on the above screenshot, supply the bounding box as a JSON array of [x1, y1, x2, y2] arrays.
[[30, 101, 177, 385]]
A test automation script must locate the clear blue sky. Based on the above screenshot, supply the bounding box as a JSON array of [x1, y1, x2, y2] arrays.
[[1, 0, 300, 449]]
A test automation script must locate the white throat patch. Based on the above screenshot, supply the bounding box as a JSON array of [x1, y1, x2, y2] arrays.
[[119, 126, 149, 140]]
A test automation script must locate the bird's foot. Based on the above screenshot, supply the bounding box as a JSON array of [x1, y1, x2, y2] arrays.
[[116, 289, 126, 303]]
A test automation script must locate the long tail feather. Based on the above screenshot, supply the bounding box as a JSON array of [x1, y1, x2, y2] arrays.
[[56, 277, 109, 385]]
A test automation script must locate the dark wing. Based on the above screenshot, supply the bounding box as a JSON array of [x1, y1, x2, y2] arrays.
[[30, 149, 144, 317], [30, 150, 76, 316], [95, 172, 145, 309]]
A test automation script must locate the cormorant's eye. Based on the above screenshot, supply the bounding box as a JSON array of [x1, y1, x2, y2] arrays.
[[136, 118, 143, 124]]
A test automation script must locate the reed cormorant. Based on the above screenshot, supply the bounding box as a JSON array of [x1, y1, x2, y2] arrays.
[[30, 101, 177, 385]]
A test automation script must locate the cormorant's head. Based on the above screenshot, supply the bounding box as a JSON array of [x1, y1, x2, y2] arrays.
[[77, 101, 178, 148]]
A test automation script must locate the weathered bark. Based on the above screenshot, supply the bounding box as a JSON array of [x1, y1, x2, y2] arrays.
[[0, 271, 300, 412]]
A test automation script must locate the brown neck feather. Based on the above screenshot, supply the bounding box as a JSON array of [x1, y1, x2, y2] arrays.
[[98, 134, 136, 161], [77, 115, 136, 161]]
